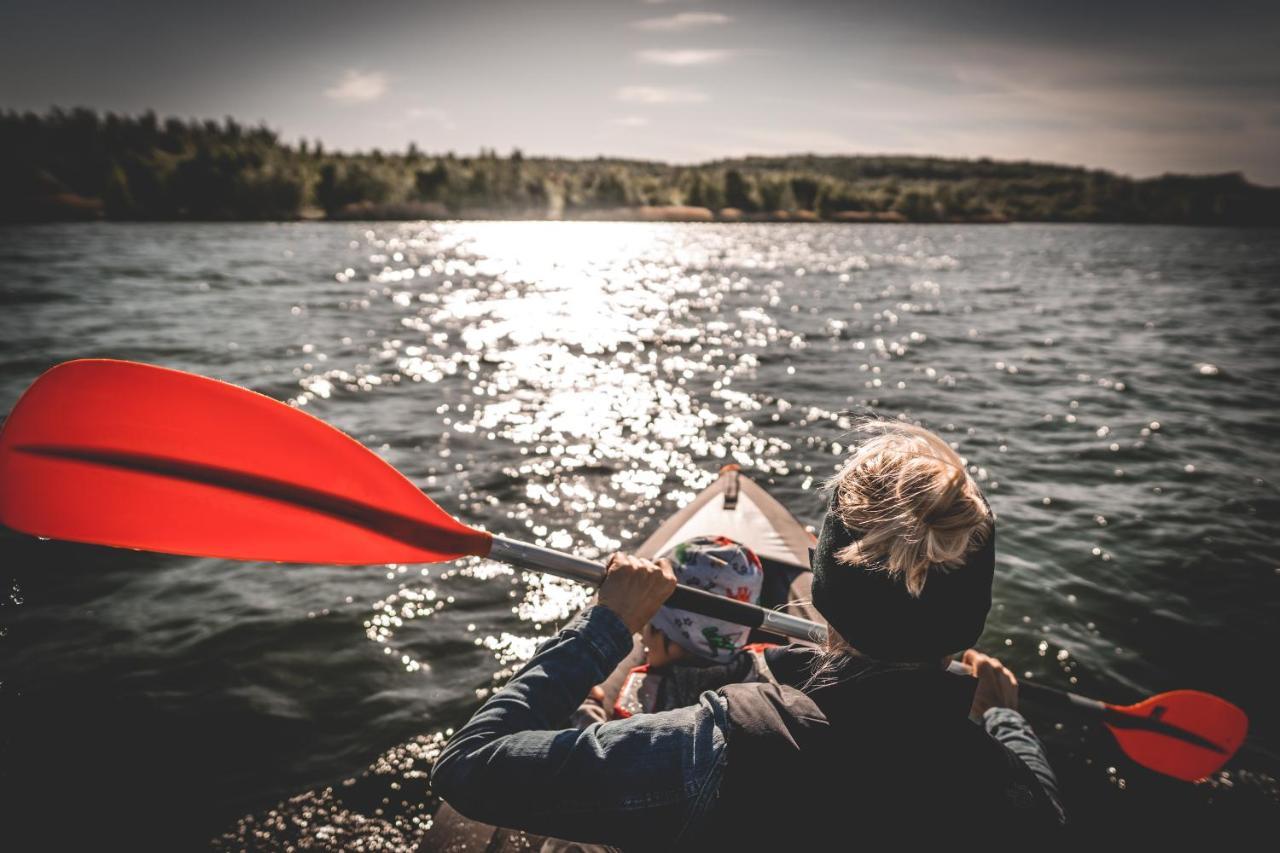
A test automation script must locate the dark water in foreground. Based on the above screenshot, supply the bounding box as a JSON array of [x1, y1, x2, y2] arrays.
[[1, 222, 1278, 847]]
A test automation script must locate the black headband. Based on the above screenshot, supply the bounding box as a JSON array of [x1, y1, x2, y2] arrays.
[[810, 490, 996, 662]]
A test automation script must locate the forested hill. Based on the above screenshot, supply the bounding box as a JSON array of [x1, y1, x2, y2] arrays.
[[3, 108, 1278, 225]]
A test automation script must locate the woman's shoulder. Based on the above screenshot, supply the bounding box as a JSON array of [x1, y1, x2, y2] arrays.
[[717, 679, 829, 740]]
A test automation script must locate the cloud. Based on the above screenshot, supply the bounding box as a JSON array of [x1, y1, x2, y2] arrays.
[[405, 106, 456, 131], [613, 116, 650, 127], [737, 127, 862, 154], [616, 85, 709, 104], [632, 12, 732, 31], [324, 70, 388, 104], [636, 48, 734, 66]]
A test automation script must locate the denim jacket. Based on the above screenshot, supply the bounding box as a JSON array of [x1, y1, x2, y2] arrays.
[[430, 605, 1065, 848]]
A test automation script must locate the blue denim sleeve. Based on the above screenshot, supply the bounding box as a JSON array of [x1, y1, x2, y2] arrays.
[[983, 707, 1067, 825], [430, 605, 730, 849]]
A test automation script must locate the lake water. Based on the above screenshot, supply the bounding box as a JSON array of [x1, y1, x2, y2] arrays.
[[1, 222, 1277, 846]]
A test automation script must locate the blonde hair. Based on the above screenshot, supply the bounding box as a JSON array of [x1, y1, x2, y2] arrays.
[[826, 420, 991, 598]]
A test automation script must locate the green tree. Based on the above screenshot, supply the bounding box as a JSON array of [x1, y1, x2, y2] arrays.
[[415, 161, 450, 201], [759, 177, 797, 212], [102, 163, 136, 217], [467, 165, 492, 204], [682, 170, 724, 209], [723, 169, 759, 212], [591, 168, 632, 207], [317, 162, 391, 215], [892, 188, 940, 222], [790, 176, 820, 210]]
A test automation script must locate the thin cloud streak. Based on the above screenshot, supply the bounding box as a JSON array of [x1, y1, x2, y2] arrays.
[[636, 48, 735, 66], [738, 127, 863, 154], [616, 85, 709, 104], [324, 70, 388, 104], [631, 12, 732, 31], [405, 106, 456, 131]]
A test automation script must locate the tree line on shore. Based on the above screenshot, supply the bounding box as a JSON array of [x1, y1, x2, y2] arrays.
[[3, 108, 1278, 225]]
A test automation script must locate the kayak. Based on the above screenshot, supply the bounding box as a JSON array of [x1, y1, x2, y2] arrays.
[[634, 463, 822, 634], [427, 465, 823, 850]]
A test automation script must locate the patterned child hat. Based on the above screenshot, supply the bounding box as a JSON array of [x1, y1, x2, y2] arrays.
[[648, 536, 765, 663]]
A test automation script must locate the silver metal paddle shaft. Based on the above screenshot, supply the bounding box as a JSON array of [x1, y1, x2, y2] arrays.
[[488, 535, 608, 586], [487, 534, 829, 644], [761, 610, 828, 645]]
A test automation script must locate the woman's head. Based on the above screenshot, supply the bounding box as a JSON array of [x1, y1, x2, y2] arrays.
[[810, 419, 997, 663], [827, 420, 992, 597]]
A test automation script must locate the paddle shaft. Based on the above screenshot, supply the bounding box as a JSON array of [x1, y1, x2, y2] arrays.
[[945, 660, 1105, 712], [488, 535, 828, 644]]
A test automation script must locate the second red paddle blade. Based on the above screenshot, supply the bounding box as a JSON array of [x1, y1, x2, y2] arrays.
[[1106, 690, 1249, 782], [0, 360, 490, 565]]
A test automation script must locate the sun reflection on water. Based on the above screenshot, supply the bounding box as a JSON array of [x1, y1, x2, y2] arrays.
[[298, 223, 979, 680]]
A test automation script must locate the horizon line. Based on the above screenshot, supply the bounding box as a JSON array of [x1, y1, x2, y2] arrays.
[[6, 105, 1275, 188]]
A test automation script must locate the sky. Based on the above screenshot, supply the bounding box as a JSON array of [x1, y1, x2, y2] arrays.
[[2, 0, 1278, 183]]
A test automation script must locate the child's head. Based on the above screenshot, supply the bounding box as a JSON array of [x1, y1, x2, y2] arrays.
[[645, 536, 764, 664]]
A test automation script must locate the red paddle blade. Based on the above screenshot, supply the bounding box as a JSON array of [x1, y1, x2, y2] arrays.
[[0, 360, 491, 565], [1105, 690, 1249, 782]]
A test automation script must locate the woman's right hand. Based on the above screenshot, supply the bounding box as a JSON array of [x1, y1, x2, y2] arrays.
[[597, 552, 677, 634]]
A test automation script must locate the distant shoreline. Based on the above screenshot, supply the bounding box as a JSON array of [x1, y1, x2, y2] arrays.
[[8, 198, 1258, 226], [3, 195, 1008, 224], [6, 108, 1280, 227], [11, 184, 1276, 227], [12, 204, 1280, 227]]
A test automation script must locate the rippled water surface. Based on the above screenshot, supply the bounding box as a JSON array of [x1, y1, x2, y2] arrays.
[[1, 222, 1278, 845]]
